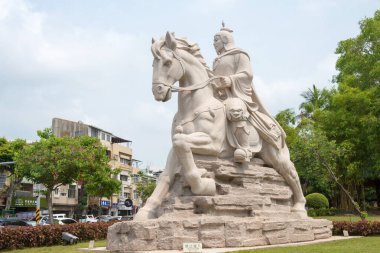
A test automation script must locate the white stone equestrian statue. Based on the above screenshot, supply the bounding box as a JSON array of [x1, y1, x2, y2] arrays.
[[134, 26, 306, 221]]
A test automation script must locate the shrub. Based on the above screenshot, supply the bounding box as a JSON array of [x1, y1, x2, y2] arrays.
[[305, 193, 329, 209], [333, 221, 380, 236], [307, 207, 337, 217], [0, 221, 118, 251]]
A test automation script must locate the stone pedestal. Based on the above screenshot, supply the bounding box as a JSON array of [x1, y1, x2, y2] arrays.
[[107, 159, 332, 251]]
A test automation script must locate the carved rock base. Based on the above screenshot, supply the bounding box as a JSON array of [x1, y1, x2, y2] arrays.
[[107, 159, 332, 251], [107, 217, 332, 251]]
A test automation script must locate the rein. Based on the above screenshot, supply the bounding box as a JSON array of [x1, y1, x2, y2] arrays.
[[153, 47, 222, 92], [153, 76, 222, 92]]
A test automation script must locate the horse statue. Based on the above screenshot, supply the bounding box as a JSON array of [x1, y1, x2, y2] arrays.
[[134, 32, 306, 221]]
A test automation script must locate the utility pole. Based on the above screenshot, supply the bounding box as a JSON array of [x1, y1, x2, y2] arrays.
[[35, 184, 41, 225]]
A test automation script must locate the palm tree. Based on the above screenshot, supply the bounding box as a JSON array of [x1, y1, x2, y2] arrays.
[[299, 84, 332, 121]]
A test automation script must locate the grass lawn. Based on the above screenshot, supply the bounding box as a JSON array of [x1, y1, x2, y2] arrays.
[[315, 215, 380, 222], [233, 236, 380, 253], [0, 240, 106, 253], [2, 237, 379, 253]]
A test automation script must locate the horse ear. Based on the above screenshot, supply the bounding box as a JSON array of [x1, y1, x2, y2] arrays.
[[152, 37, 156, 44], [165, 31, 177, 50]]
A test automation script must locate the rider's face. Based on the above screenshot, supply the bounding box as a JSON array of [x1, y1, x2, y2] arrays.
[[213, 35, 224, 54]]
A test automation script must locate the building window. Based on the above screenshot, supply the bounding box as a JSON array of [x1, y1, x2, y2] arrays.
[[54, 188, 59, 197], [133, 175, 139, 183], [120, 175, 129, 181], [124, 192, 130, 198], [101, 132, 105, 140], [106, 135, 111, 142], [120, 158, 131, 165], [91, 128, 99, 138], [133, 192, 139, 200], [60, 192, 67, 197], [68, 185, 76, 198]]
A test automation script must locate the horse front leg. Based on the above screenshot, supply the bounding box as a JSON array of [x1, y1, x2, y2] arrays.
[[134, 149, 178, 221], [172, 130, 218, 196]]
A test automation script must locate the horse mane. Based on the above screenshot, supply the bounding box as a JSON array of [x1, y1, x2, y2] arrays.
[[151, 36, 213, 78]]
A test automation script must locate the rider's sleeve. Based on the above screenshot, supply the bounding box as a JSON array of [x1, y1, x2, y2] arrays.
[[229, 53, 254, 102]]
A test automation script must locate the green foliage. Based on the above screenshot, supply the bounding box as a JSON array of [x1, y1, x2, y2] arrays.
[[0, 138, 27, 163], [307, 207, 337, 217], [299, 84, 333, 121], [15, 131, 120, 194], [275, 109, 297, 148], [14, 128, 120, 219], [291, 126, 336, 198], [306, 193, 330, 209], [335, 10, 380, 90], [136, 177, 156, 203]]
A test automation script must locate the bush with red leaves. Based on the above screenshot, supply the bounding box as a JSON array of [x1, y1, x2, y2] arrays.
[[333, 221, 380, 236], [0, 221, 118, 251]]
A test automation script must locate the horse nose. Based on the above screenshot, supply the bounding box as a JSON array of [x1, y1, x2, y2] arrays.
[[152, 83, 163, 94]]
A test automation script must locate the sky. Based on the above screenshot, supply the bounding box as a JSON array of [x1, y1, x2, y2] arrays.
[[0, 0, 379, 171]]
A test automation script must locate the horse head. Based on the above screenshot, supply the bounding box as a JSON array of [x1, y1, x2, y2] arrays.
[[151, 32, 185, 102]]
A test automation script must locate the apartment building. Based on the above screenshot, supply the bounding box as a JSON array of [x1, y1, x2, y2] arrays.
[[51, 118, 142, 217]]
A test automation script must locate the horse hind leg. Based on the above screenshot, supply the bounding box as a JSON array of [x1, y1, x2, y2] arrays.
[[134, 149, 177, 221], [260, 145, 307, 217]]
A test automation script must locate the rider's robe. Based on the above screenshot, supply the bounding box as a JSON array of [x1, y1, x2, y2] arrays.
[[213, 48, 285, 150]]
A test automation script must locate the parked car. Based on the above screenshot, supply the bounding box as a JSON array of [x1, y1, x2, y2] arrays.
[[96, 215, 112, 222], [120, 216, 133, 221], [0, 218, 31, 228], [79, 215, 97, 223], [46, 218, 77, 225], [96, 215, 122, 222], [26, 216, 49, 226], [27, 214, 66, 226]]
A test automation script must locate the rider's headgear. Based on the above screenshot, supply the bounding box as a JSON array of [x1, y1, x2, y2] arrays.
[[214, 21, 235, 51]]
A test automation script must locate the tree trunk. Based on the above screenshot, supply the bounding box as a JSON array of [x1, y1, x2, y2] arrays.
[[360, 185, 366, 211], [47, 190, 54, 224], [5, 175, 21, 210], [314, 150, 365, 220], [376, 180, 380, 208]]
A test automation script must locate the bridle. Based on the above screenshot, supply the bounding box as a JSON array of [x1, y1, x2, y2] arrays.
[[152, 48, 222, 92]]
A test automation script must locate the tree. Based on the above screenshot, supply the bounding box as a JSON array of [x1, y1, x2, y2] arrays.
[[0, 138, 27, 210], [275, 109, 298, 148], [291, 126, 334, 198], [299, 84, 333, 123], [136, 171, 156, 203], [15, 128, 120, 223], [335, 10, 380, 90], [316, 10, 380, 208]]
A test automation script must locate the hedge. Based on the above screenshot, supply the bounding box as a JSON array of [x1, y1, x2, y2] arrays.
[[0, 221, 118, 251], [333, 221, 380, 236], [307, 207, 337, 217]]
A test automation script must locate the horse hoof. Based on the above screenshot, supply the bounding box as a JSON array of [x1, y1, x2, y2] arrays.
[[291, 202, 307, 218]]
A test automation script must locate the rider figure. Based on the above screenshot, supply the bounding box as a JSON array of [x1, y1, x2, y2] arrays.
[[212, 23, 285, 163]]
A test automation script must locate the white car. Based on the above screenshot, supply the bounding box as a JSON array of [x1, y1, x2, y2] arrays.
[[45, 218, 77, 225], [79, 215, 97, 223], [27, 216, 49, 226]]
